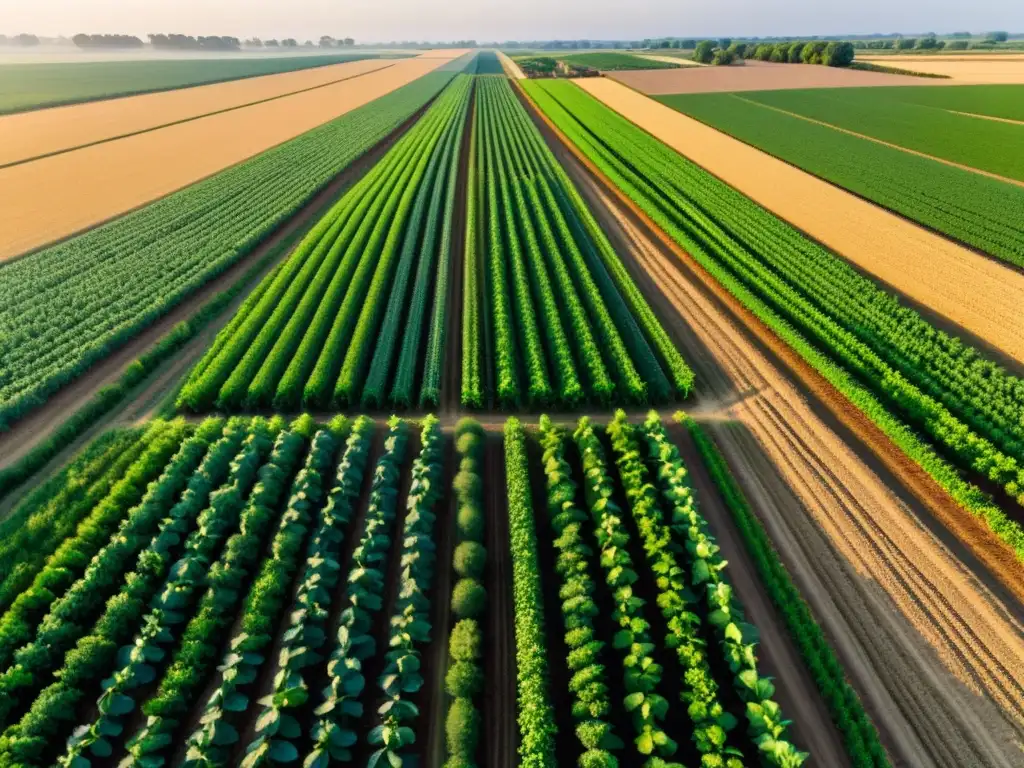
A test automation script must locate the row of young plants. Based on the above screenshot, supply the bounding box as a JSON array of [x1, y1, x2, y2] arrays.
[[0, 417, 284, 766], [50, 418, 302, 768], [608, 411, 806, 766], [572, 418, 686, 765], [536, 416, 623, 767], [118, 419, 346, 768], [468, 76, 692, 409], [0, 418, 243, 729], [503, 418, 558, 765], [178, 75, 473, 414], [182, 416, 374, 767], [679, 413, 891, 768], [304, 418, 410, 763], [443, 419, 487, 767], [522, 79, 1024, 560], [0, 67, 467, 433], [367, 416, 445, 766]]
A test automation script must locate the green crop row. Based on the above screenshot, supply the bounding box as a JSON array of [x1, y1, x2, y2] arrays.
[[558, 52, 683, 71], [0, 68, 465, 434], [178, 75, 473, 413], [661, 91, 1024, 269], [467, 76, 692, 409], [523, 79, 1024, 562]]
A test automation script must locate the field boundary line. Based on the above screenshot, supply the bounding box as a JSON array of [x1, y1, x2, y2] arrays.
[[0, 61, 399, 170], [730, 94, 1024, 189], [513, 76, 1024, 607], [945, 109, 1024, 126]]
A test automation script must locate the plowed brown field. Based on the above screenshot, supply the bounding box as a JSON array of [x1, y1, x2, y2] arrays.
[[0, 51, 468, 260], [0, 57, 398, 167], [609, 60, 945, 94], [552, 140, 1024, 766], [574, 77, 1024, 365]]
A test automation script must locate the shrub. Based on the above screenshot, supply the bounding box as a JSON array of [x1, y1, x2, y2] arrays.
[[449, 618, 482, 662], [445, 661, 483, 698], [445, 697, 481, 758], [451, 578, 486, 618], [456, 503, 483, 541], [693, 40, 714, 63], [453, 541, 487, 579]]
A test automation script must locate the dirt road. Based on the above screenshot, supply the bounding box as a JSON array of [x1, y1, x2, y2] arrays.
[[545, 128, 1024, 765]]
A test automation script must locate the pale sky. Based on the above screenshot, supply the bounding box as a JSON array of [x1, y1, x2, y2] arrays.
[[4, 0, 1021, 43]]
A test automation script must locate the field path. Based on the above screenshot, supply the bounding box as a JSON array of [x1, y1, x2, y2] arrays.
[[497, 51, 526, 80], [0, 51, 468, 260], [0, 57, 398, 167], [562, 150, 1024, 766], [731, 94, 1024, 189], [573, 77, 1024, 366], [947, 109, 1024, 126], [636, 53, 703, 67]]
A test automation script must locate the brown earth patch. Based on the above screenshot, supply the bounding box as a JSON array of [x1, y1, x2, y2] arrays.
[[0, 51, 469, 260], [573, 78, 1024, 365], [859, 57, 1024, 82]]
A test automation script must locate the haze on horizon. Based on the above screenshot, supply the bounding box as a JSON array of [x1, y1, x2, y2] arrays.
[[4, 0, 1022, 43]]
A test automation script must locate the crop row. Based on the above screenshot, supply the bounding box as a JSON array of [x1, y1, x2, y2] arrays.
[[523, 79, 1024, 559], [664, 91, 1024, 269], [0, 63, 471, 433], [465, 76, 692, 408], [178, 75, 473, 413]]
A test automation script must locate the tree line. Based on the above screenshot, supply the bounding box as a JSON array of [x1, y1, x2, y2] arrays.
[[693, 39, 856, 67]]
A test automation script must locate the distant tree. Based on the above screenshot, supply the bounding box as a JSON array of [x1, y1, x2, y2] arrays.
[[343, 37, 355, 46], [282, 38, 298, 47], [319, 35, 335, 48], [72, 33, 143, 48], [987, 31, 1009, 43], [680, 38, 697, 49], [916, 35, 939, 49], [712, 48, 735, 65], [822, 41, 854, 66], [718, 38, 732, 48], [787, 41, 806, 62], [754, 43, 773, 61], [895, 37, 916, 49], [0, 34, 7, 45], [769, 42, 787, 62], [693, 39, 715, 63], [303, 40, 314, 47], [951, 31, 971, 38], [642, 38, 652, 49], [946, 40, 969, 50], [15, 33, 40, 46], [579, 39, 591, 49], [244, 37, 263, 47], [801, 40, 827, 63], [727, 41, 747, 58], [265, 39, 279, 46]]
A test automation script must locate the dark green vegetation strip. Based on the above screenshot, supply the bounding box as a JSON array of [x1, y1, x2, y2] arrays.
[[0, 67, 463, 433], [727, 87, 1024, 182], [658, 90, 1024, 268], [680, 413, 891, 768], [177, 75, 474, 412], [467, 76, 692, 409], [0, 53, 395, 115], [854, 83, 1024, 122], [558, 52, 682, 70], [523, 80, 1024, 563]]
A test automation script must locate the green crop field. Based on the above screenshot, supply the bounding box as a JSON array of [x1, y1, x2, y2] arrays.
[[704, 87, 1024, 182], [657, 90, 1024, 268], [557, 51, 682, 70], [842, 83, 1024, 122], [0, 53, 399, 114], [525, 79, 1024, 563]]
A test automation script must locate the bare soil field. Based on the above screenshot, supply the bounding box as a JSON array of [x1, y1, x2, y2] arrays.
[[609, 60, 948, 94], [638, 53, 705, 67], [574, 78, 1024, 365], [0, 52, 467, 260], [0, 57, 397, 167], [859, 57, 1024, 82], [551, 139, 1024, 765]]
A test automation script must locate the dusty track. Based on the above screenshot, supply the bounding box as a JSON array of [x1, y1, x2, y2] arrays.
[[551, 142, 1024, 764], [573, 78, 1024, 366]]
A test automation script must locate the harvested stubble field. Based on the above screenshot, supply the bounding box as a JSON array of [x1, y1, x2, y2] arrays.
[[0, 52, 469, 260], [0, 57, 398, 167], [496, 51, 525, 79], [572, 77, 1024, 366], [609, 60, 946, 94], [529, 104, 1024, 765], [858, 56, 1024, 82]]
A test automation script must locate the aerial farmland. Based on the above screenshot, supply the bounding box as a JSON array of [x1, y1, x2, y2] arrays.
[[1, 6, 1023, 768]]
